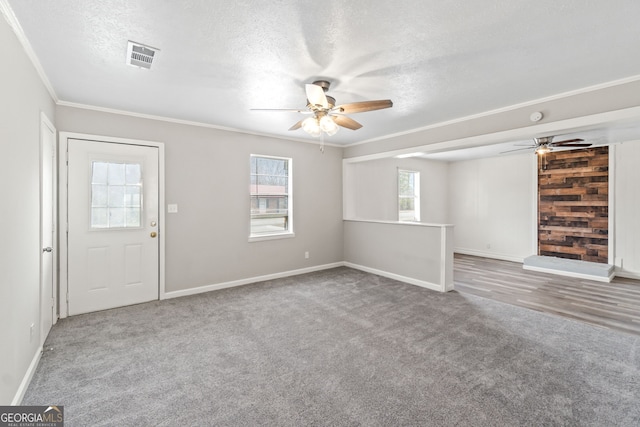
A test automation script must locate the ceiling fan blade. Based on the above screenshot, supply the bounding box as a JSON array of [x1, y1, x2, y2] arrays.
[[332, 115, 362, 130], [251, 108, 311, 114], [553, 143, 592, 148], [500, 146, 535, 154], [288, 120, 304, 131], [305, 84, 328, 109], [335, 100, 393, 114], [551, 138, 585, 146]]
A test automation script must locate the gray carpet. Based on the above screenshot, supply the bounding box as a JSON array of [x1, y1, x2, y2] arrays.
[[23, 267, 640, 426]]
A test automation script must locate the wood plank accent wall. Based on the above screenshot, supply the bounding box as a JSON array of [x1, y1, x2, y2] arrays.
[[538, 146, 609, 263]]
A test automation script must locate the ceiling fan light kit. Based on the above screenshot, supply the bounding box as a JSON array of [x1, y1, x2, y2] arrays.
[[252, 80, 393, 137]]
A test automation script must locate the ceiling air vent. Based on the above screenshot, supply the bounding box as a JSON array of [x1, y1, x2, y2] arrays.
[[126, 41, 159, 69]]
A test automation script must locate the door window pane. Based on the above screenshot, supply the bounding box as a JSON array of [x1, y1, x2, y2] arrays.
[[91, 161, 143, 228]]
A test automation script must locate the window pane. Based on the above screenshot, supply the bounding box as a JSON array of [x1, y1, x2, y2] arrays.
[[109, 207, 125, 227], [92, 162, 108, 184], [108, 186, 125, 207], [91, 184, 108, 206], [399, 171, 415, 196], [256, 157, 285, 175], [250, 215, 288, 235], [125, 186, 141, 206], [250, 155, 291, 237], [91, 207, 108, 228], [108, 163, 126, 185], [125, 164, 142, 184], [399, 170, 420, 222], [125, 208, 141, 227], [400, 198, 415, 211], [91, 161, 143, 229]]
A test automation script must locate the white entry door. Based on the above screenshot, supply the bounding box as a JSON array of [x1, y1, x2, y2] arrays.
[[40, 115, 56, 345], [67, 139, 159, 315]]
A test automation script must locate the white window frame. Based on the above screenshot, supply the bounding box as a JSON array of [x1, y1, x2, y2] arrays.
[[249, 154, 294, 242], [398, 169, 420, 222]]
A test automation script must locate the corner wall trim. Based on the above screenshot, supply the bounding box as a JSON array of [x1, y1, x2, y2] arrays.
[[12, 347, 42, 405], [162, 262, 345, 300], [344, 262, 445, 292], [615, 270, 640, 280]]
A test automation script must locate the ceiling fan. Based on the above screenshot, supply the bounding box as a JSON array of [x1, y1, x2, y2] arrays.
[[251, 80, 393, 137], [503, 136, 592, 155]]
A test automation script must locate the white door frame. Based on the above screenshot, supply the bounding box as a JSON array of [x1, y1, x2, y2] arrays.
[[40, 112, 57, 342], [58, 132, 166, 318]]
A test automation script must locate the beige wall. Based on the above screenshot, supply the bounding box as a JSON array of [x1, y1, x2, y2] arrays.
[[0, 15, 56, 404], [55, 106, 345, 292]]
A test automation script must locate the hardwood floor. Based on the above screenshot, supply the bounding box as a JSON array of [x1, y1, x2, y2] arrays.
[[454, 253, 640, 335]]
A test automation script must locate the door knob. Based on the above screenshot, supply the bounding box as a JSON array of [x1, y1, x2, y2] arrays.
[[150, 232, 157, 238], [43, 247, 53, 252]]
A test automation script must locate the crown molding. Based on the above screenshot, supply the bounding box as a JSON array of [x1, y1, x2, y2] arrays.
[[350, 74, 640, 147], [0, 0, 58, 102], [56, 100, 344, 148]]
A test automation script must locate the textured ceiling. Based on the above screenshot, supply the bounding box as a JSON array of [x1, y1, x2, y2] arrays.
[[5, 0, 640, 145]]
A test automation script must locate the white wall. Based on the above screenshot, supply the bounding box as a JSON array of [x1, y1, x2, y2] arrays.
[[55, 106, 344, 293], [0, 15, 56, 403], [447, 153, 536, 262], [344, 220, 454, 292], [344, 157, 448, 223], [614, 141, 640, 278]]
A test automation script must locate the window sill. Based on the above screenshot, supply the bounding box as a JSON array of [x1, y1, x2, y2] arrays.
[[248, 232, 295, 243]]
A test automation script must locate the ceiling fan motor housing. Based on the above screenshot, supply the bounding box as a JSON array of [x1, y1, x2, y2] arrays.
[[312, 80, 331, 92]]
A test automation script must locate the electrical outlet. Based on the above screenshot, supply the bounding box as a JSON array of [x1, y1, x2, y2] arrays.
[[486, 243, 491, 249], [305, 251, 309, 259], [30, 323, 35, 342]]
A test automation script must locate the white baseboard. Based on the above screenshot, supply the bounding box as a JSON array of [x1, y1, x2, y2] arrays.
[[614, 269, 640, 280], [454, 248, 525, 263], [523, 264, 615, 283], [12, 346, 42, 405], [162, 262, 345, 299], [344, 262, 447, 293]]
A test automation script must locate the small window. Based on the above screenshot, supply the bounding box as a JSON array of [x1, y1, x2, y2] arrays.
[[250, 155, 293, 240], [91, 161, 143, 228], [398, 169, 420, 222]]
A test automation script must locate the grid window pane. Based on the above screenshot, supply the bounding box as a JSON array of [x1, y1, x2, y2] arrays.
[[92, 162, 108, 184], [91, 207, 108, 228], [108, 163, 126, 185], [125, 164, 141, 184], [91, 184, 108, 206], [108, 186, 125, 207], [91, 161, 143, 229], [126, 208, 141, 227], [109, 207, 125, 228]]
